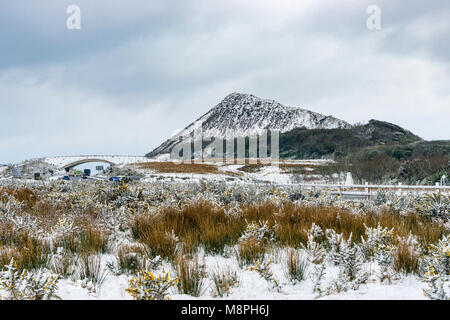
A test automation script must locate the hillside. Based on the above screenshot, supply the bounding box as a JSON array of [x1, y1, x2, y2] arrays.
[[279, 119, 423, 159], [147, 93, 350, 157]]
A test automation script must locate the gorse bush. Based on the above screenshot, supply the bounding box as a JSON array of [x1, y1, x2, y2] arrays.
[[0, 259, 60, 300], [302, 232, 325, 265], [247, 260, 281, 292], [415, 193, 450, 219], [126, 269, 178, 300], [421, 235, 450, 300]]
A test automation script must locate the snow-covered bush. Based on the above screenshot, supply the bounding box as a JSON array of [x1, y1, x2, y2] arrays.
[[324, 233, 368, 294], [374, 244, 396, 284], [421, 236, 450, 300], [325, 229, 345, 265], [361, 223, 394, 261], [354, 224, 397, 284], [302, 225, 325, 264], [372, 190, 392, 206], [423, 272, 450, 300], [308, 223, 325, 242], [247, 260, 280, 292], [240, 220, 275, 243], [310, 263, 326, 297], [0, 197, 17, 220], [126, 269, 178, 300], [0, 259, 60, 300], [51, 217, 78, 243], [415, 193, 450, 219], [420, 235, 450, 278], [336, 234, 364, 282]]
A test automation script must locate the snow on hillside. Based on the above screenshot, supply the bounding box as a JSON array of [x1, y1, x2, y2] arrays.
[[147, 93, 350, 157]]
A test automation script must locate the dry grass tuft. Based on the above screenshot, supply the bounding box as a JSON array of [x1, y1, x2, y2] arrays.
[[130, 200, 445, 266], [235, 239, 267, 267], [283, 248, 308, 284], [136, 162, 220, 174], [132, 202, 244, 257], [0, 231, 51, 272], [394, 242, 420, 274], [174, 254, 207, 297], [0, 187, 37, 209], [210, 266, 240, 297]]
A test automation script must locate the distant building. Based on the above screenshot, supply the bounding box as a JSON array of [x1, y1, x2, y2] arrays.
[[12, 166, 23, 178]]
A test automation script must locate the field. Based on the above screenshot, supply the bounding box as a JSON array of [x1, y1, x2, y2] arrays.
[[0, 179, 449, 300], [136, 162, 223, 174]]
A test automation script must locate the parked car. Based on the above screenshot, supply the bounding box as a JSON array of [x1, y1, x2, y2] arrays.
[[62, 176, 70, 180]]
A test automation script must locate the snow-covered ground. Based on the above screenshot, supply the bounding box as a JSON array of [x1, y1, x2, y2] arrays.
[[54, 253, 427, 300], [246, 165, 291, 184], [136, 159, 330, 185], [0, 164, 448, 301]]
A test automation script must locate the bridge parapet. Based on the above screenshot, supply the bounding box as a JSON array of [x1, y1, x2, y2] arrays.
[[42, 155, 149, 169]]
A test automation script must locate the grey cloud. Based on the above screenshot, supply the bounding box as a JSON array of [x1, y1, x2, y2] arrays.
[[0, 0, 449, 163]]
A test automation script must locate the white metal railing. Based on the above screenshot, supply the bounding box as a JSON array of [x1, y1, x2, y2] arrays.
[[274, 182, 450, 194]]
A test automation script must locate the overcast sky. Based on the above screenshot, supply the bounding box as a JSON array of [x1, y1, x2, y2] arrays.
[[1, 0, 449, 163]]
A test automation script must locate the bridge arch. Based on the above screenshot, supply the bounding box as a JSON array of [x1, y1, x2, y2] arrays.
[[63, 158, 115, 170]]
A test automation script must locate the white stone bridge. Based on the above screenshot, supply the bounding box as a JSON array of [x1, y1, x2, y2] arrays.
[[42, 155, 149, 170]]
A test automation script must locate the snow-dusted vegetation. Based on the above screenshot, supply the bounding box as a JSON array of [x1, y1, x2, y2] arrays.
[[0, 179, 449, 300]]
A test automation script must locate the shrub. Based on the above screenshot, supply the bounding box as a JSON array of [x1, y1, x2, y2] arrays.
[[0, 259, 60, 300], [247, 260, 281, 292], [334, 234, 367, 285], [302, 234, 325, 265], [126, 269, 178, 300], [311, 263, 326, 297], [415, 193, 450, 219]]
